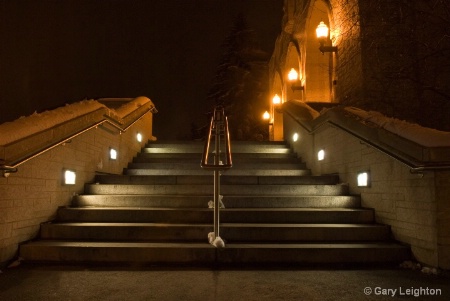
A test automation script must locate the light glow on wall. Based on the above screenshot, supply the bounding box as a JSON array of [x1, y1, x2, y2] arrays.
[[316, 21, 329, 39], [288, 68, 299, 81], [357, 171, 370, 187], [64, 170, 76, 185], [272, 94, 281, 105], [318, 149, 325, 161], [292, 133, 299, 142], [110, 148, 117, 160]]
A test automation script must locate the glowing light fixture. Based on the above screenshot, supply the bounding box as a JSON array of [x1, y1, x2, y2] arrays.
[[316, 21, 329, 39], [316, 21, 338, 54], [272, 94, 281, 105], [136, 133, 142, 142], [292, 133, 299, 142], [357, 171, 370, 187], [317, 149, 325, 161], [287, 68, 304, 91], [288, 68, 298, 81], [263, 111, 270, 120], [110, 148, 117, 160], [64, 169, 76, 185]]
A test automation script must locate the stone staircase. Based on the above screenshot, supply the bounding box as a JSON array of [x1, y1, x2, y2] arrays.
[[20, 141, 410, 266]]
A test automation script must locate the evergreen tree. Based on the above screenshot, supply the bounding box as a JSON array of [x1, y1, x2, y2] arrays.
[[206, 14, 270, 141]]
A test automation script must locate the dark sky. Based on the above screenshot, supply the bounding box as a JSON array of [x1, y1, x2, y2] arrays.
[[0, 0, 283, 139]]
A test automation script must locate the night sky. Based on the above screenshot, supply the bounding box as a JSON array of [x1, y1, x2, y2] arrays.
[[0, 0, 283, 139]]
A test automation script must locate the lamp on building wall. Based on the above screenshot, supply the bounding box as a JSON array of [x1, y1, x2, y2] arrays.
[[63, 169, 76, 185], [263, 110, 273, 141], [272, 94, 282, 113], [317, 149, 325, 161], [316, 21, 338, 54], [109, 148, 118, 160], [357, 171, 370, 187], [136, 132, 143, 142], [272, 94, 281, 105], [287, 68, 304, 91]]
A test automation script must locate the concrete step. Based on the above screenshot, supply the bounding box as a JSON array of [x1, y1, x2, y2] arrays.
[[146, 140, 287, 146], [73, 195, 361, 208], [126, 162, 308, 170], [20, 241, 410, 265], [136, 152, 298, 159], [144, 141, 290, 151], [84, 183, 350, 196], [39, 222, 391, 242], [125, 168, 311, 176], [19, 140, 411, 266], [142, 145, 292, 154], [133, 155, 302, 164], [94, 175, 338, 185], [57, 207, 374, 223]]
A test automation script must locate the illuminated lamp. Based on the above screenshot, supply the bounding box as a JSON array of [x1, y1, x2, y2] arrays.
[[316, 21, 338, 54], [287, 68, 304, 91]]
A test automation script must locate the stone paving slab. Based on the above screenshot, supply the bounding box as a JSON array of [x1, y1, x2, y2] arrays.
[[0, 264, 448, 301]]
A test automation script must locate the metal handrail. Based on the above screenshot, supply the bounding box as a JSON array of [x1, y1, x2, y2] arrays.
[[200, 106, 232, 247], [283, 101, 450, 173], [201, 107, 232, 170], [1, 107, 153, 176]]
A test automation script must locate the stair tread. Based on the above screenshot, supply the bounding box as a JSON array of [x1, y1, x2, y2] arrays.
[[20, 140, 410, 264], [23, 240, 407, 249], [63, 207, 369, 212], [76, 194, 358, 198], [44, 222, 387, 228], [125, 170, 311, 176]]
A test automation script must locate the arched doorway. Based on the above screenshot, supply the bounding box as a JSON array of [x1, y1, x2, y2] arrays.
[[285, 42, 303, 102], [304, 0, 336, 103]]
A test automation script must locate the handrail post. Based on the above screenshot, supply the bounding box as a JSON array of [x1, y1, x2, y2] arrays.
[[200, 106, 232, 248], [213, 111, 221, 240]]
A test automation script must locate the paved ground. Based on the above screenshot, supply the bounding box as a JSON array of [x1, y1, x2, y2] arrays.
[[0, 263, 449, 301]]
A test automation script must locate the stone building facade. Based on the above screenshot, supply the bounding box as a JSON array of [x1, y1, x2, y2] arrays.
[[269, 0, 450, 269], [270, 0, 449, 132]]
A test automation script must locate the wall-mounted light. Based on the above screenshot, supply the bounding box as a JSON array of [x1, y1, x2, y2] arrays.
[[317, 149, 325, 161], [136, 133, 143, 142], [272, 94, 281, 105], [357, 171, 370, 187], [272, 94, 282, 113], [109, 148, 117, 160], [263, 111, 270, 121], [316, 21, 338, 54], [63, 169, 76, 185], [287, 68, 304, 91], [292, 133, 299, 142]]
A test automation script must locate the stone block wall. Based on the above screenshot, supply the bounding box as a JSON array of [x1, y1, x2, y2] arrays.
[[329, 0, 364, 104], [0, 113, 154, 265], [357, 0, 450, 131], [436, 171, 450, 268], [284, 112, 449, 269]]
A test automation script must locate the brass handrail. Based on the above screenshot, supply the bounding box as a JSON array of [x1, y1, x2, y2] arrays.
[[200, 107, 232, 170], [200, 106, 232, 247]]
